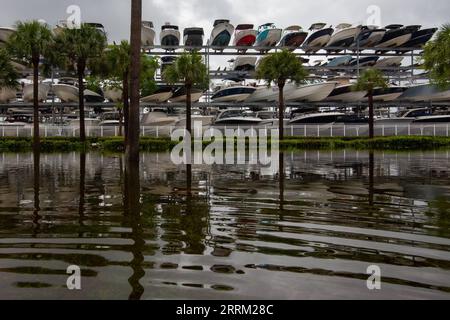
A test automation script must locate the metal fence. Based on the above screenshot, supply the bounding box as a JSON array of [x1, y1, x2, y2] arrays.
[[1, 123, 449, 138]]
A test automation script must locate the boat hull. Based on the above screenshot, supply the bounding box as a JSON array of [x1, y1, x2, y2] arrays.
[[304, 28, 334, 52], [160, 30, 181, 49], [285, 82, 337, 102], [0, 87, 16, 103], [233, 56, 257, 71], [23, 83, 50, 102], [234, 30, 258, 47], [141, 25, 155, 46], [326, 27, 359, 51], [141, 91, 173, 103], [255, 29, 282, 49], [325, 85, 367, 102], [210, 23, 234, 49], [170, 91, 203, 103], [212, 86, 256, 102], [377, 33, 411, 48], [52, 84, 79, 102], [104, 88, 123, 102], [279, 32, 308, 49]]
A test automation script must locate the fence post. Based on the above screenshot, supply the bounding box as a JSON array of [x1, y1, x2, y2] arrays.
[[73, 128, 75, 137], [16, 126, 19, 137], [317, 125, 320, 137], [30, 127, 33, 137], [87, 126, 90, 137], [356, 127, 359, 137], [343, 125, 346, 137], [291, 125, 293, 137], [447, 124, 449, 137], [433, 124, 436, 137], [421, 126, 423, 136], [100, 126, 103, 137], [142, 126, 145, 137], [45, 126, 47, 137], [156, 126, 158, 137], [395, 125, 398, 136], [408, 124, 411, 136], [2, 127, 4, 137], [304, 125, 306, 137], [330, 124, 333, 137], [382, 125, 385, 137]]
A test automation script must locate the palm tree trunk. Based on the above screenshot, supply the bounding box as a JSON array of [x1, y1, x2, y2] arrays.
[[32, 55, 40, 150], [77, 60, 86, 142], [278, 83, 285, 140], [186, 83, 192, 136], [126, 0, 142, 163], [118, 108, 123, 136], [368, 88, 374, 139], [122, 71, 129, 142]]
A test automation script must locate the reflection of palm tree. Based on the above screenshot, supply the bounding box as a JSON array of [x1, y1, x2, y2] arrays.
[[124, 159, 144, 300], [186, 164, 192, 195], [279, 152, 285, 213], [32, 150, 40, 235], [78, 153, 86, 226], [369, 151, 374, 208]]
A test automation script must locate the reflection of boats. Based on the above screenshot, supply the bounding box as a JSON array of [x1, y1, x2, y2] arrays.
[[289, 112, 345, 124], [141, 21, 155, 47], [254, 23, 282, 51], [141, 86, 173, 103], [278, 26, 308, 50], [23, 83, 50, 102], [211, 84, 256, 102], [326, 24, 360, 52], [170, 87, 203, 103], [0, 87, 17, 103], [209, 19, 234, 49], [232, 24, 257, 51], [399, 84, 450, 102], [232, 56, 257, 71], [214, 109, 263, 125], [303, 23, 334, 53], [350, 25, 385, 49], [284, 81, 338, 102], [160, 23, 180, 50], [183, 27, 204, 49]]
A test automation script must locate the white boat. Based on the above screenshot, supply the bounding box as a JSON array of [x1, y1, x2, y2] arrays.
[[160, 23, 180, 50], [52, 83, 79, 102], [141, 109, 179, 126], [289, 112, 345, 124], [326, 24, 360, 51], [0, 27, 15, 43], [414, 114, 450, 123], [209, 19, 234, 50], [141, 21, 155, 47], [23, 83, 50, 102], [376, 108, 431, 124], [285, 81, 338, 102], [0, 87, 17, 103], [183, 27, 204, 49], [375, 57, 404, 68], [175, 109, 215, 127], [232, 24, 257, 51], [104, 87, 123, 102], [232, 56, 257, 71], [399, 84, 450, 102], [84, 89, 104, 103], [350, 25, 386, 49], [254, 23, 282, 51], [324, 83, 367, 102], [141, 87, 173, 103], [211, 84, 256, 102], [303, 23, 334, 53], [245, 86, 279, 102], [363, 86, 407, 102], [170, 87, 203, 103], [214, 109, 263, 126], [278, 25, 308, 49]]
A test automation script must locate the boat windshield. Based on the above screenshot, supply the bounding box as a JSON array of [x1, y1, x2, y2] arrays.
[[219, 110, 244, 119]]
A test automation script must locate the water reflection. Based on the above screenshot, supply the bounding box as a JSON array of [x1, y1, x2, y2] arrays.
[[0, 150, 449, 299]]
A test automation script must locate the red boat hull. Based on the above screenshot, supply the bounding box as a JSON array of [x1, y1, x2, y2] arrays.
[[236, 35, 256, 46]]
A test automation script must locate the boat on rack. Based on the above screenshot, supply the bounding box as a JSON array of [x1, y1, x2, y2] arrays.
[[289, 112, 345, 124], [183, 27, 204, 50], [363, 86, 407, 102], [141, 108, 179, 127], [52, 82, 79, 102], [414, 113, 450, 123], [254, 23, 282, 52], [398, 84, 450, 102], [104, 87, 122, 103], [209, 19, 235, 50], [0, 87, 17, 103], [141, 86, 173, 103], [160, 23, 180, 50], [23, 82, 50, 102], [350, 25, 386, 49], [284, 81, 338, 102], [175, 108, 215, 127], [0, 27, 15, 44], [376, 24, 416, 49], [325, 55, 353, 67], [141, 21, 155, 47], [232, 56, 258, 71], [396, 26, 438, 52], [349, 56, 379, 67], [232, 24, 258, 51], [375, 107, 432, 124], [303, 23, 334, 53], [211, 83, 256, 102], [324, 78, 366, 102], [85, 22, 107, 36], [278, 25, 308, 50], [160, 56, 177, 76], [213, 109, 263, 126], [170, 87, 203, 103], [326, 23, 360, 52], [375, 56, 403, 68], [245, 86, 278, 102]]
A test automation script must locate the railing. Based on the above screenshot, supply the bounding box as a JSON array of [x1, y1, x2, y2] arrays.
[[1, 123, 449, 138]]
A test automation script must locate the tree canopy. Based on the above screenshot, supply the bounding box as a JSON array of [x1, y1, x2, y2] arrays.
[[0, 49, 19, 88], [423, 24, 450, 89], [163, 52, 209, 89], [354, 68, 388, 92]]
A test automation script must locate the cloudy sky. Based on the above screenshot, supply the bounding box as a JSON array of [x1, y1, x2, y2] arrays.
[[1, 0, 449, 70]]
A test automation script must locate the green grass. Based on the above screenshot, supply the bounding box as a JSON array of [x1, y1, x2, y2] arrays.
[[1, 136, 450, 153]]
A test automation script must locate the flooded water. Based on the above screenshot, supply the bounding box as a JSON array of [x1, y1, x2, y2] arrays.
[[0, 150, 449, 300]]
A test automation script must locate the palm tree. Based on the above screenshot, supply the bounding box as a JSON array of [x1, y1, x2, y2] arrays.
[[92, 42, 158, 141], [256, 49, 308, 140], [354, 68, 387, 139], [423, 24, 450, 89], [127, 0, 142, 163], [54, 23, 107, 142], [0, 48, 19, 89], [163, 52, 209, 135], [6, 21, 53, 149]]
